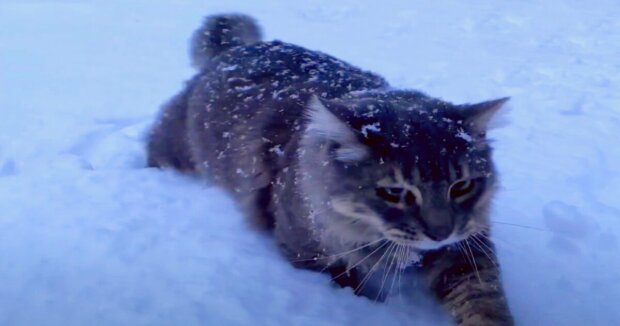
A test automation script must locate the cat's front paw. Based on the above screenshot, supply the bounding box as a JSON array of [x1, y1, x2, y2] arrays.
[[455, 311, 514, 326]]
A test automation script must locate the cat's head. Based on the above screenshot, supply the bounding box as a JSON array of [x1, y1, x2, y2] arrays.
[[299, 91, 508, 250]]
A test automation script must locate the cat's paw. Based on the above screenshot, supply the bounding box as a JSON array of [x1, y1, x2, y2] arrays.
[[456, 312, 514, 326]]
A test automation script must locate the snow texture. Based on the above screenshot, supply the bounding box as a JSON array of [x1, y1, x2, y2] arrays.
[[1, 0, 619, 325]]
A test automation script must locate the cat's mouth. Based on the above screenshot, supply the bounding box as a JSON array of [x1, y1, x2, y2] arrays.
[[384, 228, 469, 251]]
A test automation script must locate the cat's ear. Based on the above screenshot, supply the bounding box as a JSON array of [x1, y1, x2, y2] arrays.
[[305, 95, 368, 162], [461, 97, 510, 137]]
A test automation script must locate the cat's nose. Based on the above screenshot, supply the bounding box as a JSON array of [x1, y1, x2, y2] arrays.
[[424, 226, 452, 241]]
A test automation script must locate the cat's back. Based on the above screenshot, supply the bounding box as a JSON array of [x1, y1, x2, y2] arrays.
[[195, 40, 388, 121], [185, 40, 387, 176], [208, 40, 387, 98]]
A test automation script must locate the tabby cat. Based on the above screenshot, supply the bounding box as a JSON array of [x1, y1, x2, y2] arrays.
[[148, 14, 513, 325]]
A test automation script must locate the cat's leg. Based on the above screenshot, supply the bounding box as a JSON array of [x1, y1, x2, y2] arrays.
[[420, 238, 513, 326], [237, 183, 276, 229], [147, 90, 196, 173]]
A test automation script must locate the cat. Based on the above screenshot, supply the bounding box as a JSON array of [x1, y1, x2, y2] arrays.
[[147, 14, 514, 325]]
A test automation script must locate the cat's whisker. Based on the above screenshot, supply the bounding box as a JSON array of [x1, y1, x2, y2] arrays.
[[396, 244, 406, 302], [468, 222, 524, 254], [469, 234, 498, 268], [457, 241, 482, 284], [466, 239, 483, 285], [445, 242, 481, 293], [491, 221, 552, 233], [318, 238, 387, 274], [388, 244, 402, 299], [331, 240, 390, 281], [456, 242, 468, 264], [473, 230, 520, 253], [293, 237, 385, 264], [355, 241, 393, 297], [376, 242, 399, 301], [387, 244, 402, 301]]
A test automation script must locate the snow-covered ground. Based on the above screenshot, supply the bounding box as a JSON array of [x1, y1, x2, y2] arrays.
[[1, 1, 619, 325]]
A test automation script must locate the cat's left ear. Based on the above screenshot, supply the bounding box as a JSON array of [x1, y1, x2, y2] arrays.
[[460, 97, 510, 137], [304, 95, 369, 162]]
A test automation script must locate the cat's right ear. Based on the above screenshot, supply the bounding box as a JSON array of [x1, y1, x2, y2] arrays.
[[460, 97, 510, 138], [305, 95, 368, 162]]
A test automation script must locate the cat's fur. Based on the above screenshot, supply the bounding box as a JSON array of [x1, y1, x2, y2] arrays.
[[148, 14, 513, 325]]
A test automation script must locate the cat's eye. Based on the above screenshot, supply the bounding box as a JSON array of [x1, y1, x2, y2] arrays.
[[448, 179, 477, 202], [375, 187, 403, 203]]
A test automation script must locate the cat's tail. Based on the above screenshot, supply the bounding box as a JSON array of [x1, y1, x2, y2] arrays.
[[190, 14, 262, 69]]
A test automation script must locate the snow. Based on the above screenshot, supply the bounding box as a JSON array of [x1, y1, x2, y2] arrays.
[[221, 64, 240, 72], [455, 129, 473, 142], [360, 122, 381, 138], [1, 0, 619, 325]]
